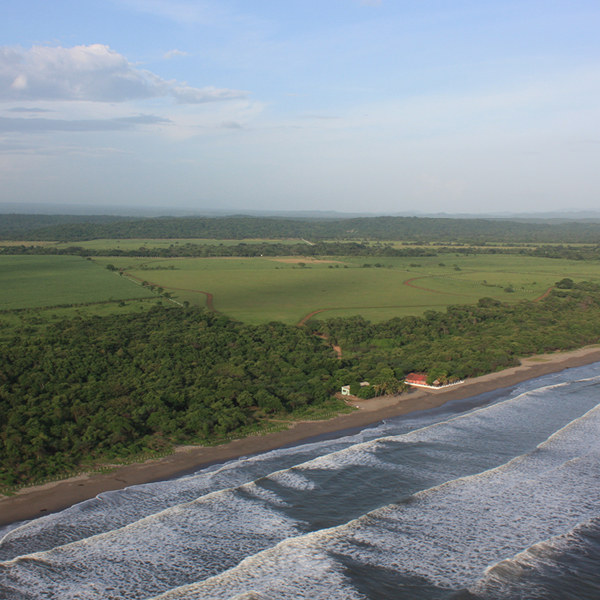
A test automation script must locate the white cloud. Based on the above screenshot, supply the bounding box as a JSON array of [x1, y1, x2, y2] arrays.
[[163, 49, 188, 59], [0, 44, 247, 104]]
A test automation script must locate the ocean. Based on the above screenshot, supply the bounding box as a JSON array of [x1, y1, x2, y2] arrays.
[[1, 363, 600, 599]]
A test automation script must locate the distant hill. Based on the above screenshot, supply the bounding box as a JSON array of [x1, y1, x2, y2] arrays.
[[3, 213, 600, 244], [0, 214, 136, 235], [4, 202, 600, 223]]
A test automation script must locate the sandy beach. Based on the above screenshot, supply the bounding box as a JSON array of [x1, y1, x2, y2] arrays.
[[2, 345, 600, 528]]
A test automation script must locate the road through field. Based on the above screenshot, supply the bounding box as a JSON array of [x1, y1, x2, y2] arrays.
[[296, 275, 470, 325]]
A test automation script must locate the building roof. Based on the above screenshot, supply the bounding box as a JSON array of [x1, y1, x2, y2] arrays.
[[405, 373, 428, 384]]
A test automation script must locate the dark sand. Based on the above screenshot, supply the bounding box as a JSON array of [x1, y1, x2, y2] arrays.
[[2, 346, 600, 527]]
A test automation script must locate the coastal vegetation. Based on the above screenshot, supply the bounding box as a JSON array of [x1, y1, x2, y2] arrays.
[[2, 281, 600, 487], [0, 308, 346, 487]]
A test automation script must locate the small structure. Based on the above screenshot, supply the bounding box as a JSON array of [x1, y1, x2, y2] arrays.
[[405, 373, 428, 386], [341, 385, 351, 396], [405, 372, 464, 389], [359, 381, 370, 387]]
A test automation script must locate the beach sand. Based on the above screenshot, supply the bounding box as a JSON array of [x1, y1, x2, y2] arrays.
[[2, 345, 600, 527]]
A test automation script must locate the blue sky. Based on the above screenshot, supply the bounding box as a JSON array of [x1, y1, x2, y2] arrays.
[[1, 0, 599, 214]]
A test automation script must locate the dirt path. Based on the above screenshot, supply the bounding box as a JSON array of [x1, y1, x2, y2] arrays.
[[124, 273, 216, 311], [403, 275, 470, 297], [533, 286, 554, 302], [298, 309, 331, 326], [313, 333, 342, 359]]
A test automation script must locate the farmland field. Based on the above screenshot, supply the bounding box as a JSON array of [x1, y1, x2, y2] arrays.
[[90, 253, 600, 325], [0, 255, 156, 310], [2, 252, 598, 324]]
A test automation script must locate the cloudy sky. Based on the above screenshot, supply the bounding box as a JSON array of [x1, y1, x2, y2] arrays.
[[1, 0, 599, 214]]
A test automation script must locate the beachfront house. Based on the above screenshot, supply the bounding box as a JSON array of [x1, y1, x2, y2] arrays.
[[405, 372, 464, 389], [405, 373, 428, 386]]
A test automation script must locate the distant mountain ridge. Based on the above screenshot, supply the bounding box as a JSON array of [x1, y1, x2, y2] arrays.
[[2, 202, 600, 222]]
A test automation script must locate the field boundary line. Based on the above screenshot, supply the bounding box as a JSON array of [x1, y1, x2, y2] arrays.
[[297, 303, 453, 326], [123, 272, 217, 311]]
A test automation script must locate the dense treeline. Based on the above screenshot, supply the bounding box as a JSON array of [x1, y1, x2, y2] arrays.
[[0, 241, 436, 259], [4, 240, 600, 262], [3, 281, 600, 486], [444, 244, 600, 261], [0, 214, 134, 234], [4, 214, 600, 244]]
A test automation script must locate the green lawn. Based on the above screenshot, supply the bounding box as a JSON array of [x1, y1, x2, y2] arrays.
[[0, 255, 156, 310]]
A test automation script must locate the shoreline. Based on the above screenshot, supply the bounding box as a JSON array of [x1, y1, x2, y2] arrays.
[[2, 345, 600, 527]]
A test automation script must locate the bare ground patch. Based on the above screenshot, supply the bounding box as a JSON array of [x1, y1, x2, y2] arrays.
[[270, 258, 345, 264]]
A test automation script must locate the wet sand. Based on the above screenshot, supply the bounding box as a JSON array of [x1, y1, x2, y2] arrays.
[[2, 345, 600, 527]]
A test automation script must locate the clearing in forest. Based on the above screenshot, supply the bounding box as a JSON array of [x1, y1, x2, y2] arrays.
[[90, 253, 600, 325]]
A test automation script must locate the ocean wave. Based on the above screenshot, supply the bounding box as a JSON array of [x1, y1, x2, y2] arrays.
[[469, 516, 600, 599], [0, 484, 303, 600], [145, 403, 600, 599]]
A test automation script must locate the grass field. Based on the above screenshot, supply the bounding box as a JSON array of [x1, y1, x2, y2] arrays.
[[87, 253, 600, 325], [2, 253, 597, 325], [0, 255, 156, 310]]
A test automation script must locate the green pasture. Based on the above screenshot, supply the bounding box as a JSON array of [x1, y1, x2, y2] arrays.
[[91, 253, 600, 325], [3, 253, 597, 325], [0, 255, 156, 310]]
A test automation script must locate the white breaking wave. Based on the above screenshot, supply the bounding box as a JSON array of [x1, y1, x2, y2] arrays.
[[0, 426, 386, 562], [146, 402, 600, 599], [0, 484, 302, 600], [469, 516, 600, 598]]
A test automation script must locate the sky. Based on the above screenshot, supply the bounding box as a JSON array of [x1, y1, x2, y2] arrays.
[[1, 0, 599, 215]]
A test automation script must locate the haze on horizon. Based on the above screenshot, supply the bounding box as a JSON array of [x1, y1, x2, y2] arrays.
[[1, 1, 599, 215]]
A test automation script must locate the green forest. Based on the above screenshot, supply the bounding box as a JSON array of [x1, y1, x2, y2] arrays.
[[3, 239, 600, 263], [4, 214, 600, 244], [2, 279, 600, 488]]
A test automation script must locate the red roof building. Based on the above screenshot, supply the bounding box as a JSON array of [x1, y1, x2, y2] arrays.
[[405, 373, 428, 385]]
